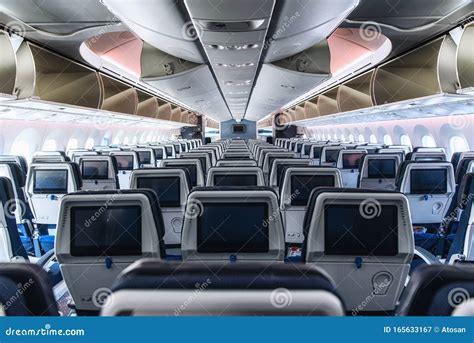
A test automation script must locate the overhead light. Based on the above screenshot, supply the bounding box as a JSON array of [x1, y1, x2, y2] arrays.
[[235, 119, 242, 123], [280, 84, 295, 89], [228, 91, 249, 95], [207, 44, 259, 50], [225, 80, 252, 86], [216, 62, 255, 68]]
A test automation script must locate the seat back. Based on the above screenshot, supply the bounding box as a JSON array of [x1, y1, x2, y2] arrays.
[[410, 152, 447, 162], [79, 155, 119, 191], [262, 152, 297, 181], [269, 158, 312, 190], [103, 260, 344, 316], [0, 155, 28, 174], [130, 168, 190, 248], [455, 157, 474, 184], [309, 145, 325, 165], [151, 146, 167, 166], [163, 144, 176, 159], [26, 162, 81, 225], [336, 150, 367, 188], [216, 159, 257, 167], [257, 148, 286, 167], [0, 263, 58, 315], [303, 188, 414, 312], [280, 167, 343, 244], [55, 190, 165, 312], [359, 154, 401, 190], [398, 162, 455, 224], [132, 148, 156, 168], [196, 148, 218, 166], [0, 162, 33, 223], [207, 167, 265, 186], [396, 265, 474, 316], [162, 159, 205, 187], [110, 151, 139, 189], [320, 146, 345, 167], [0, 177, 28, 260], [181, 187, 285, 261], [180, 152, 211, 172]]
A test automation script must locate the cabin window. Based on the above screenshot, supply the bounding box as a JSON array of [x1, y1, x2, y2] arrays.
[[449, 136, 469, 154], [67, 138, 78, 150], [10, 140, 31, 158], [358, 134, 364, 142], [333, 133, 337, 139], [383, 134, 393, 145], [132, 136, 138, 144], [101, 137, 110, 146], [43, 139, 57, 151], [85, 137, 95, 149], [123, 137, 129, 145], [400, 134, 412, 147], [421, 135, 436, 147], [348, 134, 355, 142], [340, 134, 345, 141], [369, 134, 377, 143]]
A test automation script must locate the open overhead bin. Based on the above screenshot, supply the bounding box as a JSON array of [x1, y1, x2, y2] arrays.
[[316, 87, 339, 116], [372, 35, 458, 105], [136, 90, 160, 118], [14, 41, 102, 108], [337, 70, 375, 112], [0, 31, 17, 96], [99, 73, 138, 114], [457, 23, 474, 90]]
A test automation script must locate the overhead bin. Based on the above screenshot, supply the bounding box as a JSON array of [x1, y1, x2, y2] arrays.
[[206, 117, 219, 130], [294, 104, 306, 121], [257, 117, 273, 129], [157, 102, 172, 121], [337, 70, 375, 112], [99, 74, 138, 114], [14, 41, 102, 108], [0, 31, 16, 96], [170, 106, 182, 122], [102, 0, 205, 63], [304, 98, 320, 119], [372, 35, 458, 105], [136, 90, 160, 118], [457, 23, 474, 89], [317, 87, 339, 116], [246, 41, 331, 119]]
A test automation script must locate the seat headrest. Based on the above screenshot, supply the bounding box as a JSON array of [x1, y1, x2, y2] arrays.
[[456, 157, 474, 184], [457, 173, 474, 209], [113, 260, 339, 293], [0, 263, 59, 316], [67, 162, 82, 189], [0, 176, 15, 203], [396, 264, 474, 316], [191, 186, 276, 195], [0, 162, 26, 188]]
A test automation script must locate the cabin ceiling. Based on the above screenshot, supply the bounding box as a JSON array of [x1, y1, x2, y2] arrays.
[[0, 0, 472, 123]]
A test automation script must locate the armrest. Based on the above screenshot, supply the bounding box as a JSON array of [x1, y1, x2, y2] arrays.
[[414, 247, 441, 265]]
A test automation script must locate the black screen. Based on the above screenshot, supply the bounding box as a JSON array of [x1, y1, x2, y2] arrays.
[[304, 145, 312, 155], [290, 175, 335, 206], [367, 159, 396, 179], [197, 203, 269, 253], [296, 143, 303, 153], [325, 149, 340, 163], [414, 156, 444, 162], [137, 176, 180, 207], [165, 147, 173, 157], [137, 151, 151, 164], [232, 125, 245, 133], [154, 148, 163, 160], [312, 147, 322, 159], [324, 204, 398, 256], [410, 169, 447, 194], [342, 153, 365, 169], [173, 145, 180, 154], [214, 174, 258, 186], [33, 170, 68, 194], [70, 206, 141, 256], [115, 155, 134, 170], [169, 164, 197, 187], [82, 161, 108, 180]]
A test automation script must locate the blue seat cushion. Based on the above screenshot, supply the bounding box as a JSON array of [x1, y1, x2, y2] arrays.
[[414, 232, 438, 251], [39, 235, 55, 253], [20, 236, 34, 256]]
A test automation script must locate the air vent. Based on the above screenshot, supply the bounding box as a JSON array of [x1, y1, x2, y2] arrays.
[[206, 44, 259, 50]]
